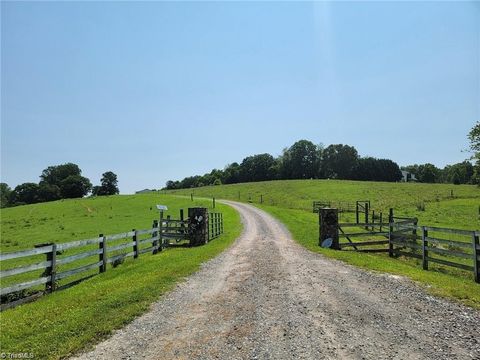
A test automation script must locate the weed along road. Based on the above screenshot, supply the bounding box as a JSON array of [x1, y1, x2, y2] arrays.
[[73, 201, 479, 360]]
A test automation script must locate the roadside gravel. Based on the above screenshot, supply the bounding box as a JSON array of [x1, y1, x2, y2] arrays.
[[72, 201, 480, 360]]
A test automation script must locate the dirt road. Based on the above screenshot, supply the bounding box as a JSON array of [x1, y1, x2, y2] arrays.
[[73, 201, 479, 360]]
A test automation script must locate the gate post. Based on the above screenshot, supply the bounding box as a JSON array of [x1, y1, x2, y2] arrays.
[[319, 208, 339, 250], [188, 207, 208, 246]]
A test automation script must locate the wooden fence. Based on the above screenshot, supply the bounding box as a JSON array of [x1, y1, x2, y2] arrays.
[[390, 223, 480, 283], [1, 211, 224, 309], [319, 207, 479, 283], [208, 212, 224, 240]]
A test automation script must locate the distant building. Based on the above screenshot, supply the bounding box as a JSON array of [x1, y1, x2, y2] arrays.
[[401, 171, 417, 182], [135, 189, 155, 194]]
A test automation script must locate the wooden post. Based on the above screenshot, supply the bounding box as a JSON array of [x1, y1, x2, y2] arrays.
[[180, 209, 185, 235], [99, 234, 107, 273], [355, 201, 359, 224], [388, 208, 394, 257], [319, 208, 339, 250], [152, 220, 159, 254], [133, 229, 138, 259], [46, 244, 57, 293], [260, 194, 263, 204], [364, 203, 369, 230], [473, 232, 479, 283], [422, 227, 429, 270], [159, 211, 164, 250], [238, 191, 240, 200], [372, 210, 375, 231], [221, 213, 223, 234], [191, 193, 193, 201], [379, 212, 383, 232], [213, 197, 216, 209]]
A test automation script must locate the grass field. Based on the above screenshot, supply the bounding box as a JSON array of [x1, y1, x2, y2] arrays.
[[0, 194, 242, 359], [168, 179, 480, 308], [169, 179, 480, 229]]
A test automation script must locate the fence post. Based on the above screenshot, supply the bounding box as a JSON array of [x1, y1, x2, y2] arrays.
[[191, 193, 193, 201], [260, 194, 263, 204], [473, 232, 479, 283], [133, 229, 138, 259], [152, 220, 159, 254], [388, 208, 394, 257], [213, 197, 215, 209], [46, 244, 57, 293], [364, 202, 369, 230], [159, 211, 164, 251], [220, 213, 223, 234], [99, 234, 107, 273], [413, 218, 418, 241], [356, 201, 359, 224], [379, 212, 383, 232], [372, 210, 375, 231], [422, 227, 428, 270], [213, 213, 218, 238]]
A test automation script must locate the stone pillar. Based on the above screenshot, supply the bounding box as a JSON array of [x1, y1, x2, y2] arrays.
[[188, 207, 208, 246], [319, 208, 339, 250]]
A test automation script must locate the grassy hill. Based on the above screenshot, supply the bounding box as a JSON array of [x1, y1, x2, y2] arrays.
[[0, 194, 242, 359], [168, 179, 480, 308], [168, 179, 480, 229]]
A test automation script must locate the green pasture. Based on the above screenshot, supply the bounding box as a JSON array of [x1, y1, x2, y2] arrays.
[[169, 180, 480, 307], [0, 194, 242, 359], [169, 179, 480, 229]]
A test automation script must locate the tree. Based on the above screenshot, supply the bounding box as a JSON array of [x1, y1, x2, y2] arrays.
[[223, 163, 241, 184], [40, 163, 92, 198], [239, 154, 276, 182], [281, 140, 319, 179], [60, 175, 92, 198], [443, 162, 474, 184], [354, 158, 402, 182], [40, 163, 82, 187], [417, 163, 440, 183], [0, 183, 12, 208], [468, 121, 480, 184], [37, 183, 61, 202], [96, 171, 119, 195], [321, 144, 359, 179], [11, 183, 40, 205]]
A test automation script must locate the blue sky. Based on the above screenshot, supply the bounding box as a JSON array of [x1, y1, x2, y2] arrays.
[[1, 1, 479, 194]]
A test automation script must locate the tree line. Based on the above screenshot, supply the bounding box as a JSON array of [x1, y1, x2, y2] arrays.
[[165, 127, 480, 190], [0, 163, 119, 208], [164, 140, 404, 190]]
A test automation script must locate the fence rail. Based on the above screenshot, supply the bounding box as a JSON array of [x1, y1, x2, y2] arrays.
[[319, 206, 479, 283], [1, 210, 225, 309]]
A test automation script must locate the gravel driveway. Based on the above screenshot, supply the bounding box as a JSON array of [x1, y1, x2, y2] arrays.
[[72, 201, 479, 360]]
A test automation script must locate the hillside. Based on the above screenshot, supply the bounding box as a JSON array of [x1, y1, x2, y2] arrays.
[[0, 194, 242, 359], [167, 179, 480, 230]]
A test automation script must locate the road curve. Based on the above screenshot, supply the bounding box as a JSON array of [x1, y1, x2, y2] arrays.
[[72, 201, 479, 360]]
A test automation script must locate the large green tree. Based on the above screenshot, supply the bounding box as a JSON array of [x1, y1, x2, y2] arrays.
[[321, 144, 359, 179], [40, 163, 92, 199], [11, 183, 40, 205], [0, 183, 12, 208], [281, 140, 319, 179], [93, 171, 119, 196], [239, 154, 276, 182], [60, 175, 92, 199]]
